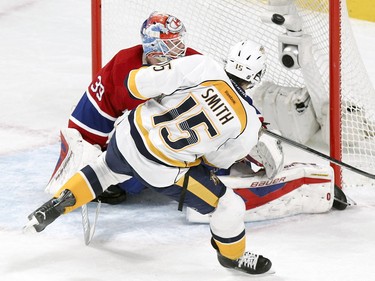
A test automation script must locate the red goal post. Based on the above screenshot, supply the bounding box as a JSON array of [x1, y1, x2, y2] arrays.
[[91, 0, 101, 79], [91, 0, 375, 188], [330, 0, 342, 188]]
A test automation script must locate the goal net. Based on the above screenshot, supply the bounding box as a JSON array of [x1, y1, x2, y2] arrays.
[[92, 0, 375, 187]]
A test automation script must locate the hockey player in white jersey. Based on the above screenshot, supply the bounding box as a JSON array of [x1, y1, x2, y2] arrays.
[[25, 40, 274, 275]]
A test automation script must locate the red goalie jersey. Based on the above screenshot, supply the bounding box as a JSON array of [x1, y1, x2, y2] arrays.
[[68, 45, 200, 150]]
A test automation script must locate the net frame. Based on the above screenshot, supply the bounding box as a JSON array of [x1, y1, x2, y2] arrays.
[[91, 0, 375, 187]]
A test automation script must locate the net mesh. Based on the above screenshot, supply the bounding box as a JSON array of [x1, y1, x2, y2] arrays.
[[100, 0, 375, 186]]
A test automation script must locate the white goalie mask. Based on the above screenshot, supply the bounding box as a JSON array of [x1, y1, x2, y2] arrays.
[[225, 40, 266, 89], [140, 11, 187, 63]]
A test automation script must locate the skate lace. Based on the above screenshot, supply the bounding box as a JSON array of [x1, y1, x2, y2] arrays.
[[237, 252, 259, 270]]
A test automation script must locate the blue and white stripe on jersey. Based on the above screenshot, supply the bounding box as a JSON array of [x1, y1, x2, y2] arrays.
[[70, 91, 117, 136]]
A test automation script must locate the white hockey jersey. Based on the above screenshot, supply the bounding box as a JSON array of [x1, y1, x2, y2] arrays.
[[116, 55, 262, 187]]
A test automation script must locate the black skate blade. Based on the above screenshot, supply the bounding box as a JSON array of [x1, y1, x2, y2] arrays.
[[263, 268, 276, 275], [249, 268, 275, 277]]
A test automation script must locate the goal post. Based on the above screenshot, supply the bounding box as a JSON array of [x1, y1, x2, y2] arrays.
[[91, 0, 102, 79], [329, 0, 342, 188], [91, 0, 375, 188]]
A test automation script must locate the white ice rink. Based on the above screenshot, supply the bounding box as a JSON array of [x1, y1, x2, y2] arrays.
[[1, 1, 375, 280]]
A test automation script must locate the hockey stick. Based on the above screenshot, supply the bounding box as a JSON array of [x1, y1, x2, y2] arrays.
[[263, 129, 375, 180], [81, 201, 101, 245]]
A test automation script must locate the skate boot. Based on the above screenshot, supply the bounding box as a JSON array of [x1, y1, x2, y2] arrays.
[[212, 238, 272, 275], [24, 189, 76, 233], [217, 251, 272, 275]]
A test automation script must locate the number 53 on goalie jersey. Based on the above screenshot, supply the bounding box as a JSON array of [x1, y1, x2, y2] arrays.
[[125, 55, 262, 170]]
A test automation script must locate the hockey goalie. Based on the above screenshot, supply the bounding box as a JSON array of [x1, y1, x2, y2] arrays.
[[46, 127, 345, 225]]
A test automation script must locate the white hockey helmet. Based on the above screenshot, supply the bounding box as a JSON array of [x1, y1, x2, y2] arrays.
[[225, 40, 266, 89], [140, 11, 187, 63]]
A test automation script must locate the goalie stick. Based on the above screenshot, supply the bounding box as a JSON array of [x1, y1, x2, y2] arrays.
[[263, 128, 375, 180]]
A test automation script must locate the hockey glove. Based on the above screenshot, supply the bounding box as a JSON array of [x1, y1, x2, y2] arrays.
[[248, 131, 284, 178]]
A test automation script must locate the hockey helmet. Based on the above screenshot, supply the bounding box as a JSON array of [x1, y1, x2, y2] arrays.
[[225, 40, 266, 89], [140, 11, 187, 62]]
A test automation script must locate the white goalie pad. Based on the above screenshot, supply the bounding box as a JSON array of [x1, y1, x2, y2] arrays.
[[186, 162, 334, 223], [45, 128, 102, 195], [252, 81, 320, 144]]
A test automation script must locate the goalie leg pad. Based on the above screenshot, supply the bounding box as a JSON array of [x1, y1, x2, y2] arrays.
[[231, 162, 335, 222], [186, 162, 334, 223], [45, 128, 102, 195]]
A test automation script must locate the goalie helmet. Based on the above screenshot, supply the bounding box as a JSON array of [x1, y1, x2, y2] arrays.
[[140, 11, 187, 63], [225, 40, 266, 89]]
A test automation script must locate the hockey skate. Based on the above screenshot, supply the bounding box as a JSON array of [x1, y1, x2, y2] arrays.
[[212, 239, 273, 275], [24, 190, 76, 233], [217, 251, 273, 275]]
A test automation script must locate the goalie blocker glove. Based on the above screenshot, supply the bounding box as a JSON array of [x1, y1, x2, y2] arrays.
[[24, 190, 76, 233]]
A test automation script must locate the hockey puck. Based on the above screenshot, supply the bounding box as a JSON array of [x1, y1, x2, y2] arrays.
[[271, 14, 285, 25]]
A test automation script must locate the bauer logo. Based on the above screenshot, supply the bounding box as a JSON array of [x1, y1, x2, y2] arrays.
[[249, 177, 286, 187], [166, 16, 183, 33]]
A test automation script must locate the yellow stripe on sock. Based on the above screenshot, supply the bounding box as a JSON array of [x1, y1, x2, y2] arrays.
[[54, 172, 95, 214], [214, 236, 246, 260]]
